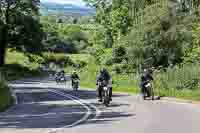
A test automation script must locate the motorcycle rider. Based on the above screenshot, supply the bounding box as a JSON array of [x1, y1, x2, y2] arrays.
[[71, 71, 80, 87], [96, 68, 112, 102], [55, 69, 65, 80], [140, 68, 154, 97]]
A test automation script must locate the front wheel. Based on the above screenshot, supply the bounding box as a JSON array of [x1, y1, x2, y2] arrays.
[[73, 85, 78, 91], [103, 90, 110, 107]]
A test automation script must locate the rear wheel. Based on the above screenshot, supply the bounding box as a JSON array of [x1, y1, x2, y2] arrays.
[[150, 87, 154, 100]]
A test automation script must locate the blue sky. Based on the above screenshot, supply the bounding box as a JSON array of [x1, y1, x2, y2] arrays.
[[41, 0, 86, 6]]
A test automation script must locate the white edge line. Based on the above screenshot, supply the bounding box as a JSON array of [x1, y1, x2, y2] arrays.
[[48, 89, 99, 133], [49, 90, 91, 128], [60, 90, 101, 119]]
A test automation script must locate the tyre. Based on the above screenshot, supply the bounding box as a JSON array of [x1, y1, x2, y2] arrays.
[[143, 95, 146, 100], [103, 90, 110, 107], [151, 87, 154, 100], [73, 85, 78, 91]]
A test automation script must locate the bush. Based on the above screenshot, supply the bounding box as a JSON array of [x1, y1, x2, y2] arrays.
[[112, 45, 127, 63], [112, 64, 128, 74], [101, 56, 113, 66], [0, 64, 40, 81], [154, 65, 200, 92], [43, 53, 74, 67], [27, 54, 45, 64], [86, 47, 105, 64], [0, 75, 13, 112], [73, 60, 87, 68]]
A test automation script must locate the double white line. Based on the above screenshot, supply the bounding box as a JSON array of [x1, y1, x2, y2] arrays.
[[48, 89, 101, 133]]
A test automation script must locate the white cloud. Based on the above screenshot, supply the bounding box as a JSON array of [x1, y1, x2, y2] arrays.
[[41, 0, 86, 6]]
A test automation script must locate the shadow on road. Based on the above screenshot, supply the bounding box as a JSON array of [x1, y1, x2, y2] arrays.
[[0, 80, 134, 129]]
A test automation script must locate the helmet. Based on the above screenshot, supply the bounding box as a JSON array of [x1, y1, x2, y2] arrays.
[[100, 68, 106, 74]]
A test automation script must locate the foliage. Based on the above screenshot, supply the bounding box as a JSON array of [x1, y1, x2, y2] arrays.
[[42, 53, 74, 67], [0, 0, 44, 66], [84, 0, 133, 47], [112, 45, 127, 63], [153, 65, 200, 99], [41, 16, 90, 53], [0, 75, 13, 112]]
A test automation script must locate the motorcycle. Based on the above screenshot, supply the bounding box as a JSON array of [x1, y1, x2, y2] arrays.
[[142, 81, 154, 100], [55, 73, 66, 83], [72, 79, 80, 91], [98, 80, 111, 107]]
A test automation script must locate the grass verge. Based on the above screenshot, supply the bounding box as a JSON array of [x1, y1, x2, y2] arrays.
[[0, 78, 14, 112]]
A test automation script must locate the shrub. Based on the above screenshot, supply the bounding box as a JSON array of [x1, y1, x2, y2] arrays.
[[154, 65, 200, 92], [73, 60, 87, 68], [112, 45, 127, 63], [0, 64, 40, 80], [101, 56, 113, 66], [0, 74, 13, 112], [27, 54, 45, 64], [43, 53, 74, 67], [112, 64, 128, 74]]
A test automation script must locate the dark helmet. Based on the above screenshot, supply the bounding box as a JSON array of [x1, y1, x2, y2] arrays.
[[100, 68, 107, 74]]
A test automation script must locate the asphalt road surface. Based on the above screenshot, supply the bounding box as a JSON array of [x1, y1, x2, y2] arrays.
[[0, 76, 200, 133]]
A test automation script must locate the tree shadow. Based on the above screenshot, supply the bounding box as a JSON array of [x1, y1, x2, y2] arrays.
[[0, 77, 135, 129], [0, 103, 88, 128], [0, 90, 134, 129]]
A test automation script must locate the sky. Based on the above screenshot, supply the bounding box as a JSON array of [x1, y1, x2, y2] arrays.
[[41, 0, 86, 6]]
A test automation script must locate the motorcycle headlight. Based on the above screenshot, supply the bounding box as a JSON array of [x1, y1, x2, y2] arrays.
[[103, 87, 108, 91], [145, 83, 151, 87]]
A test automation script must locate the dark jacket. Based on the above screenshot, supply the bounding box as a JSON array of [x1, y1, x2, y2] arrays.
[[141, 72, 153, 82], [140, 71, 153, 88], [71, 73, 80, 80], [96, 70, 111, 83]]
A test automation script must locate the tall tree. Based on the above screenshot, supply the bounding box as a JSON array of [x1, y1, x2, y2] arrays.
[[84, 0, 133, 47], [0, 0, 42, 67]]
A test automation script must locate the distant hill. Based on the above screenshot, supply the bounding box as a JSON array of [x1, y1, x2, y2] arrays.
[[40, 2, 95, 16]]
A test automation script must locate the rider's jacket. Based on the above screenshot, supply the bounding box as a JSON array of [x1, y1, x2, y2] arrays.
[[96, 72, 111, 82], [141, 71, 153, 85], [71, 74, 80, 80]]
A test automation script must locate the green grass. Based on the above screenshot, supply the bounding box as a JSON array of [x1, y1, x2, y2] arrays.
[[64, 54, 139, 93], [5, 50, 200, 102], [152, 65, 200, 101], [3, 49, 43, 81], [154, 88, 200, 101], [64, 54, 200, 101]]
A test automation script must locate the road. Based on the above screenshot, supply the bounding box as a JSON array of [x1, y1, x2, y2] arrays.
[[0, 76, 200, 133]]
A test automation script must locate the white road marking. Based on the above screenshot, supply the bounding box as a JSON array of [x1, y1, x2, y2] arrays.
[[49, 90, 91, 128], [58, 90, 101, 119], [0, 112, 87, 118], [48, 89, 101, 133]]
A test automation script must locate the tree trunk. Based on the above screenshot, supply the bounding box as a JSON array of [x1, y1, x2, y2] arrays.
[[0, 2, 10, 67], [0, 26, 8, 67]]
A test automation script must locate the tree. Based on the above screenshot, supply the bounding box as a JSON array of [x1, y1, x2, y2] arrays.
[[84, 0, 133, 47], [0, 0, 43, 67], [111, 0, 133, 41]]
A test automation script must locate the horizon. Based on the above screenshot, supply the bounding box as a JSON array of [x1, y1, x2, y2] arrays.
[[41, 0, 86, 6]]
